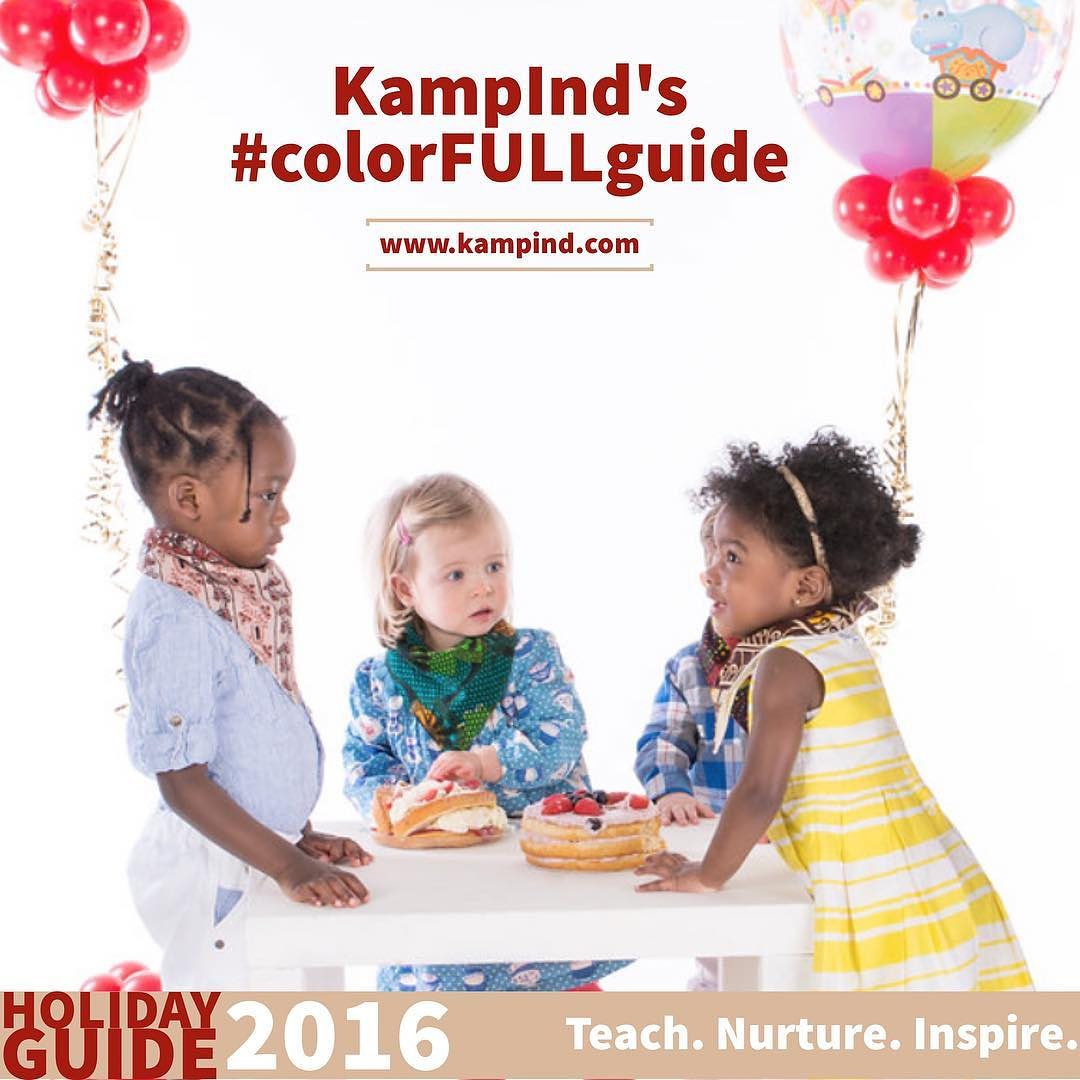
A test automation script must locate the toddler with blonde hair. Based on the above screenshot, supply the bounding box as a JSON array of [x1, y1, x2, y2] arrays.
[[344, 473, 628, 992]]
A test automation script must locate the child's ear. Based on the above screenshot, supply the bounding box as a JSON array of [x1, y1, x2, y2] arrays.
[[166, 475, 203, 522], [794, 565, 832, 608], [390, 572, 414, 608]]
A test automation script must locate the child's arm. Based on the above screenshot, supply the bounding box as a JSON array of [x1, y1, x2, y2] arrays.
[[636, 647, 821, 893], [158, 766, 369, 907], [429, 632, 586, 791], [128, 610, 369, 908], [634, 654, 715, 825], [297, 823, 373, 866], [344, 660, 411, 821]]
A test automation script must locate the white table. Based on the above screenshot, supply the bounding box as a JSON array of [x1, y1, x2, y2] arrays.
[[245, 821, 814, 991]]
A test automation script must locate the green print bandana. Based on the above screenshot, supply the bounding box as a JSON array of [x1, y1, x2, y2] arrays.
[[386, 620, 519, 751]]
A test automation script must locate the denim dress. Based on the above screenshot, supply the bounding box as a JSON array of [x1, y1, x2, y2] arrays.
[[125, 577, 323, 989], [344, 627, 630, 991]]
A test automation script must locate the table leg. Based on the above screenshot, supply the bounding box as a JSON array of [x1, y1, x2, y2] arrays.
[[302, 966, 346, 991], [249, 967, 302, 990], [718, 954, 813, 991], [249, 966, 346, 991]]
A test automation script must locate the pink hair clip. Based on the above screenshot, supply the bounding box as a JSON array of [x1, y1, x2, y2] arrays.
[[396, 517, 413, 546]]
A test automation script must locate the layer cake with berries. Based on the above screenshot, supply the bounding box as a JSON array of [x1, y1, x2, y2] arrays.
[[519, 790, 664, 871]]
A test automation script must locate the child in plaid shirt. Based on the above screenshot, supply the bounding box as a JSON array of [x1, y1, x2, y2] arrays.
[[635, 509, 746, 825], [633, 509, 747, 989], [634, 644, 745, 823]]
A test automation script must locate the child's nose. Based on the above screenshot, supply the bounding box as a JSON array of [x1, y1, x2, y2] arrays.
[[274, 499, 291, 526]]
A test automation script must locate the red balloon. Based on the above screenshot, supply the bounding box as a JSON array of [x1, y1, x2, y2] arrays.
[[0, 0, 71, 71], [121, 971, 162, 992], [35, 71, 83, 116], [80, 973, 122, 991], [889, 168, 960, 241], [95, 56, 149, 113], [69, 0, 147, 64], [44, 48, 96, 110], [108, 960, 148, 982], [834, 174, 891, 241], [957, 177, 1015, 245], [866, 229, 919, 284], [919, 227, 974, 288], [142, 0, 186, 71]]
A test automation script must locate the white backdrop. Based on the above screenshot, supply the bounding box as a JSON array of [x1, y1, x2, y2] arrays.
[[1, 0, 1077, 990]]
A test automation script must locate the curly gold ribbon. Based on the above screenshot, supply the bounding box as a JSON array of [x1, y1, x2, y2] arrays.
[[865, 275, 925, 649], [84, 104, 141, 706]]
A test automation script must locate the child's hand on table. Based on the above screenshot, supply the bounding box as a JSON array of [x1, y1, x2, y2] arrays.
[[275, 849, 371, 908], [634, 852, 720, 894], [657, 792, 716, 826], [297, 826, 374, 867], [428, 745, 503, 783]]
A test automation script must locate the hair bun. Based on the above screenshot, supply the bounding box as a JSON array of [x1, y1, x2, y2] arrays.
[[88, 351, 155, 427], [896, 522, 922, 569]]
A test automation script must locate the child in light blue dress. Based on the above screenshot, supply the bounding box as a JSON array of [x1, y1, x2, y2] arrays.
[[92, 356, 371, 989]]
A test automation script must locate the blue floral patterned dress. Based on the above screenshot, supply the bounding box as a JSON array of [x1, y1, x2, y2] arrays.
[[344, 627, 629, 991]]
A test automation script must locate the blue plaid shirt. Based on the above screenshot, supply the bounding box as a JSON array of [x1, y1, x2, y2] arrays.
[[634, 641, 745, 811]]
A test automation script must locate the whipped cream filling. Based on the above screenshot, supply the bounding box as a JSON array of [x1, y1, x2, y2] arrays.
[[388, 779, 491, 824], [431, 806, 508, 834]]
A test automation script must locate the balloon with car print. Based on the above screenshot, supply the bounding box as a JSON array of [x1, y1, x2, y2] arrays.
[[780, 0, 1073, 179]]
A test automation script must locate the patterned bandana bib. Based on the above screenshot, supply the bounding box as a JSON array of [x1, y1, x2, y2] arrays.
[[700, 596, 876, 733], [386, 620, 518, 751], [138, 528, 302, 705]]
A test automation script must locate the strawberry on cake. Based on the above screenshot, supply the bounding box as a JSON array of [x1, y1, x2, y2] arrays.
[[520, 790, 665, 871], [373, 779, 508, 848]]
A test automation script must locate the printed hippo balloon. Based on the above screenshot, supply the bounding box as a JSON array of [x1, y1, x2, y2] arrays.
[[813, 0, 874, 33], [911, 0, 1028, 61], [780, 0, 1073, 179]]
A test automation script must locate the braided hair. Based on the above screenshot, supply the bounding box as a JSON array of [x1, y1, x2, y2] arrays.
[[88, 353, 280, 521], [698, 430, 921, 600]]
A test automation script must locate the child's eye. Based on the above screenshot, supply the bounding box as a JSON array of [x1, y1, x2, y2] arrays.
[[447, 570, 465, 582], [725, 551, 740, 564], [259, 490, 279, 503], [486, 561, 504, 574]]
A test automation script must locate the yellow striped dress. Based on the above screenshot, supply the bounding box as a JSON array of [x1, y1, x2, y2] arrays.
[[739, 627, 1032, 991]]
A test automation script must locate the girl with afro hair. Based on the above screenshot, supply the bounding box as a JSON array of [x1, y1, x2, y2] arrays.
[[637, 431, 1031, 991]]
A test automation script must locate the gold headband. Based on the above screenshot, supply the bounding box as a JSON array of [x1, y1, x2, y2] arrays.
[[777, 465, 830, 575]]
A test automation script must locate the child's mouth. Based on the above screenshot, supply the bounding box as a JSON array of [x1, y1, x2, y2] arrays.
[[470, 608, 494, 620]]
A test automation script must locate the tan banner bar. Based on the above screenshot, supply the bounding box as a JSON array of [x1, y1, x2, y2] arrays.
[[4, 991, 1080, 1079]]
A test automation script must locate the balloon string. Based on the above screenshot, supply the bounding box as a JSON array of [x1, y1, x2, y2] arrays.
[[84, 104, 141, 713], [94, 106, 141, 222], [866, 274, 925, 649]]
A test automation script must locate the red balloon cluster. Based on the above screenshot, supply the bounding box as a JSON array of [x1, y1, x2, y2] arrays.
[[834, 169, 1014, 288], [80, 960, 162, 992], [0, 0, 188, 119]]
